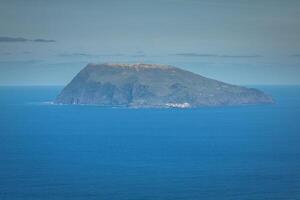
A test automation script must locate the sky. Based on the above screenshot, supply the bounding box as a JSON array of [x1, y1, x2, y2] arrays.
[[0, 0, 300, 85]]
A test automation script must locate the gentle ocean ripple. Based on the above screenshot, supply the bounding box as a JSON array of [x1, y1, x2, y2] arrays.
[[0, 86, 300, 200]]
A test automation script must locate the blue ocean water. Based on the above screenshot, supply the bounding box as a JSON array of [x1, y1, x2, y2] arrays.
[[0, 86, 299, 200]]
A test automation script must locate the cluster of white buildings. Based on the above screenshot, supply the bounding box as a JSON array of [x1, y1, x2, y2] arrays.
[[166, 102, 191, 108]]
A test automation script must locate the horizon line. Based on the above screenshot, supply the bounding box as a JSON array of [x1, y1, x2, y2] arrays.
[[0, 84, 300, 87]]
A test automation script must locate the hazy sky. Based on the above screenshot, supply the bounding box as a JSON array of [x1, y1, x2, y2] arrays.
[[0, 0, 300, 85]]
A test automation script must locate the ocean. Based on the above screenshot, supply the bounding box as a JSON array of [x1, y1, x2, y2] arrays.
[[0, 86, 299, 199]]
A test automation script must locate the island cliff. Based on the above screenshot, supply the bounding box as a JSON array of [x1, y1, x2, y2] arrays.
[[55, 63, 273, 108]]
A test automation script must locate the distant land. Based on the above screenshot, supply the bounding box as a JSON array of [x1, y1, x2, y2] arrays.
[[55, 63, 273, 108]]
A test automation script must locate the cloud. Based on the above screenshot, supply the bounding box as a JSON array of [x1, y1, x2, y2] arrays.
[[58, 53, 95, 58], [47, 61, 89, 66], [0, 52, 12, 55], [130, 52, 146, 57], [131, 54, 146, 57], [58, 52, 151, 58], [58, 53, 124, 58], [174, 53, 262, 58], [174, 53, 217, 57], [33, 39, 56, 43], [219, 55, 262, 58], [0, 36, 56, 43], [0, 37, 28, 42], [130, 51, 147, 57], [0, 60, 43, 65]]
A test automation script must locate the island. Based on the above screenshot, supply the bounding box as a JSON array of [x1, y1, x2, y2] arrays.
[[55, 63, 273, 108]]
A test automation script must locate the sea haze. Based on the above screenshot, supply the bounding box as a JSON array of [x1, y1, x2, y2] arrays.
[[0, 86, 300, 200]]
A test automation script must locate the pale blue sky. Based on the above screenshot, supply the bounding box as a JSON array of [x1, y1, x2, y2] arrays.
[[0, 0, 300, 85]]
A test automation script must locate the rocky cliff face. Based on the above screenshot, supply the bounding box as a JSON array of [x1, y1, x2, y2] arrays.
[[55, 63, 273, 108]]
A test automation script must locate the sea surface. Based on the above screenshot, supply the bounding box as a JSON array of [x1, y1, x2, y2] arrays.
[[0, 86, 299, 200]]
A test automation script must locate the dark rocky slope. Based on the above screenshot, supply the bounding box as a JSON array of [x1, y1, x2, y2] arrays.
[[55, 63, 273, 108]]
